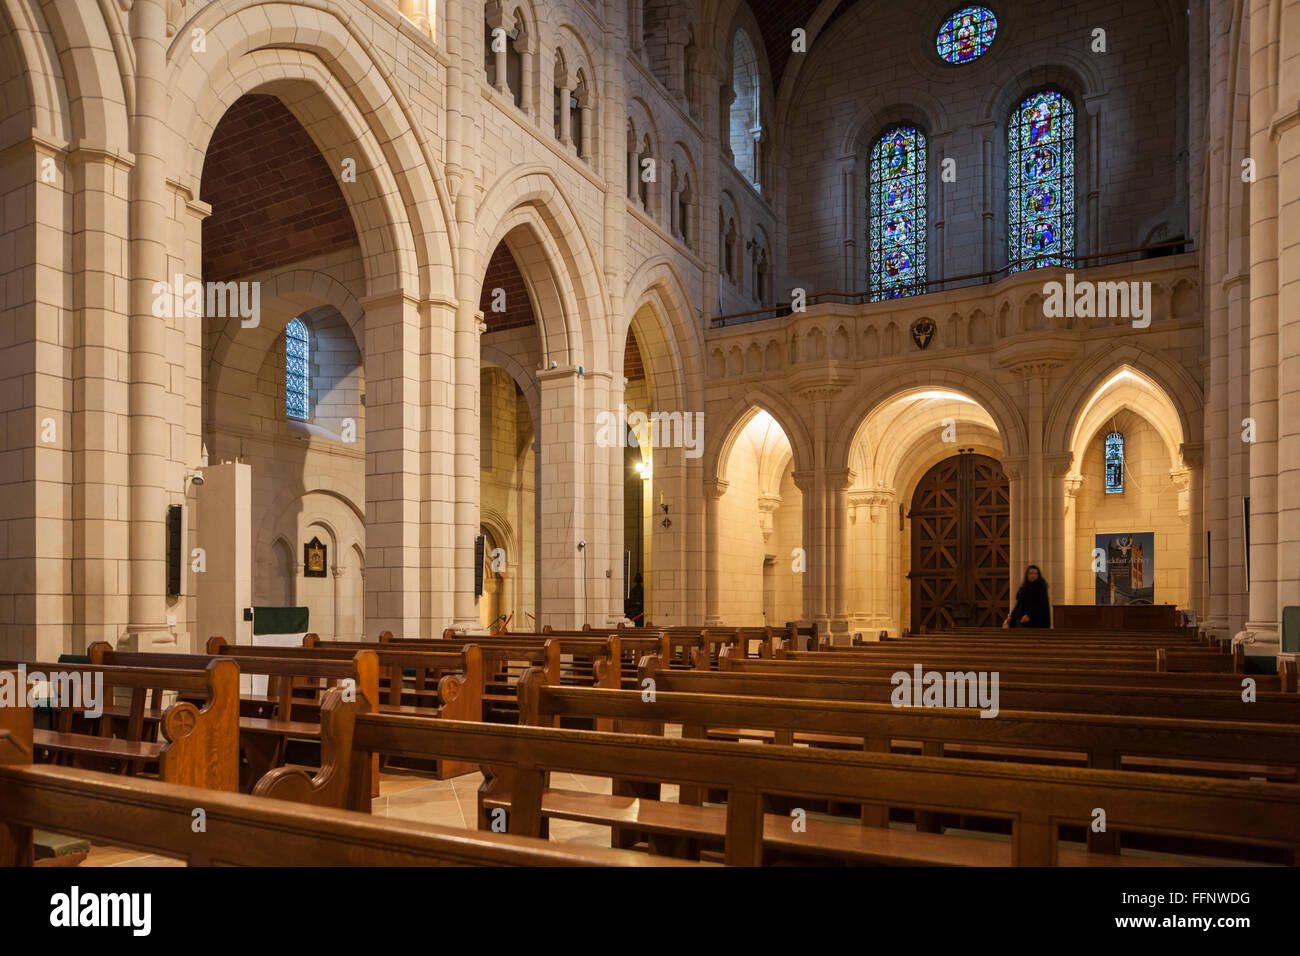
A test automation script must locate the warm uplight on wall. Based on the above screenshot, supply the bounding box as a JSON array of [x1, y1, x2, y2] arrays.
[[635, 460, 652, 479]]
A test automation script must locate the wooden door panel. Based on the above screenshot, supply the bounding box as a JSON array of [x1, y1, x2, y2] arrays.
[[909, 453, 1010, 632]]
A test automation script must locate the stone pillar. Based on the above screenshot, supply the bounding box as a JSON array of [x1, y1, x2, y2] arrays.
[[582, 370, 614, 628], [1043, 452, 1074, 597], [827, 468, 853, 643], [703, 478, 729, 624], [792, 470, 820, 631], [1001, 456, 1028, 601], [487, 3, 510, 97], [1180, 443, 1205, 618], [125, 0, 173, 653], [363, 291, 424, 640], [517, 36, 535, 119], [1062, 474, 1084, 604], [1239, 0, 1282, 655], [1271, 107, 1300, 627], [556, 73, 573, 146], [399, 0, 432, 35], [720, 86, 736, 162], [537, 368, 586, 628], [576, 88, 593, 163]]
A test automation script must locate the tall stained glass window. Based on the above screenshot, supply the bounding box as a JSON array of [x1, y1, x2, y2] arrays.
[[1105, 431, 1124, 494], [936, 6, 998, 64], [286, 316, 310, 420], [869, 126, 927, 300], [1009, 90, 1075, 271]]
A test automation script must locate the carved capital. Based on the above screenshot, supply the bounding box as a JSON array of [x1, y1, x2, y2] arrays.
[[1179, 441, 1204, 469], [703, 478, 730, 499]]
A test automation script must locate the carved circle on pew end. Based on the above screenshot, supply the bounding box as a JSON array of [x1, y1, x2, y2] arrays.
[[162, 701, 200, 741], [439, 673, 462, 704]]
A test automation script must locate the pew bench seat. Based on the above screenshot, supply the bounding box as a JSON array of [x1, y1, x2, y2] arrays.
[[701, 728, 1297, 781], [34, 729, 163, 765], [480, 787, 1188, 866]]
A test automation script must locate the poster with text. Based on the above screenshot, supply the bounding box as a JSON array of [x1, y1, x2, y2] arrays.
[[1094, 532, 1155, 605]]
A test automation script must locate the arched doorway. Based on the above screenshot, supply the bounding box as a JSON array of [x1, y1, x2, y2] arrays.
[[908, 452, 1010, 631]]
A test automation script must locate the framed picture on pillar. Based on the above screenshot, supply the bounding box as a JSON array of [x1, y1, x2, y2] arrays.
[[304, 537, 327, 578]]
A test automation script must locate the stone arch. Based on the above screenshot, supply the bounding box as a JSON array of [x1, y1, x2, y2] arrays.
[[622, 257, 705, 412], [705, 389, 814, 486], [830, 368, 1029, 473], [0, 0, 74, 148], [1044, 345, 1202, 462], [165, 2, 456, 297], [475, 165, 611, 369]]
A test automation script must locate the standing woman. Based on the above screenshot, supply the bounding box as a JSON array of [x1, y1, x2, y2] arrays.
[[1006, 565, 1051, 628]]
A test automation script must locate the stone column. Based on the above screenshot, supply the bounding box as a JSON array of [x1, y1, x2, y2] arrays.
[[363, 291, 424, 640], [125, 0, 172, 652], [1180, 443, 1205, 618], [556, 71, 573, 147], [720, 86, 736, 162], [537, 368, 586, 628], [703, 478, 729, 624], [517, 35, 536, 119], [828, 469, 854, 644], [576, 88, 593, 163], [1239, 0, 1282, 655], [486, 3, 509, 96], [1062, 474, 1084, 604], [399, 0, 432, 35], [792, 470, 820, 631], [1043, 452, 1074, 597], [1001, 456, 1028, 601], [1271, 106, 1300, 627]]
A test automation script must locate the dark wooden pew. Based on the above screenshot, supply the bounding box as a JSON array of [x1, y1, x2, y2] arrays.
[[723, 648, 1278, 691], [203, 637, 480, 779], [0, 660, 239, 793], [784, 645, 1237, 674], [517, 671, 1300, 855], [86, 645, 378, 806], [638, 658, 1300, 722], [0, 704, 691, 867], [345, 712, 1300, 866]]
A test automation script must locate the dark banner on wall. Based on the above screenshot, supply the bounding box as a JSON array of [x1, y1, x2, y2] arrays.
[[1094, 532, 1155, 605]]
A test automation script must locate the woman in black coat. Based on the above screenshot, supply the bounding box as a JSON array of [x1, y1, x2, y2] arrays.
[[1006, 565, 1051, 628]]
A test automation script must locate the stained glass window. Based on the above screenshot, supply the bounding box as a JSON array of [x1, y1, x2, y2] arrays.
[[286, 317, 310, 420], [869, 126, 927, 300], [1105, 431, 1124, 494], [936, 6, 998, 64], [1008, 90, 1075, 271]]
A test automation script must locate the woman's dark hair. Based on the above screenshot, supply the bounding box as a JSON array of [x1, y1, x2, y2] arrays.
[[1021, 565, 1045, 587]]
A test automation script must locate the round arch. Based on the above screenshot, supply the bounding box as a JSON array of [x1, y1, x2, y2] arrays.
[[829, 369, 1028, 473]]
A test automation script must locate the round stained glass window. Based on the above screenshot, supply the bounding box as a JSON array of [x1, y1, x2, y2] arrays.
[[936, 6, 998, 64]]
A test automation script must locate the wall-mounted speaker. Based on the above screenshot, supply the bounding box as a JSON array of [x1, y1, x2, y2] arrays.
[[474, 534, 486, 597], [166, 505, 183, 596]]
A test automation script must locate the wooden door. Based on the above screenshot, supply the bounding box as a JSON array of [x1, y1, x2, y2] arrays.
[[909, 453, 1010, 631]]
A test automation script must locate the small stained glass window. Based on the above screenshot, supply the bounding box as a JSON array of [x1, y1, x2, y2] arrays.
[[1008, 89, 1075, 271], [286, 317, 310, 421], [936, 6, 998, 64], [1105, 431, 1124, 494], [869, 125, 927, 300]]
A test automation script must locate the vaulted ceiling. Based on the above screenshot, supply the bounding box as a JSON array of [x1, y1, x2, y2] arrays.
[[745, 0, 855, 88]]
